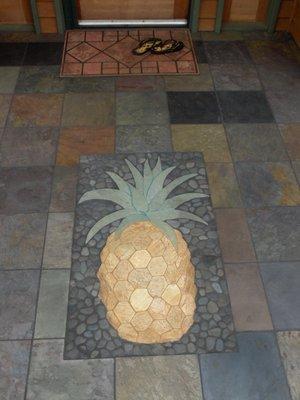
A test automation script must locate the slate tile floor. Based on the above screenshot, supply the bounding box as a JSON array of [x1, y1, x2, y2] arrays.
[[0, 31, 299, 399]]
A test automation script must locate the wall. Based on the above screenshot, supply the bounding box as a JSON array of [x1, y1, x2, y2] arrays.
[[36, 0, 58, 32], [198, 0, 218, 31], [276, 0, 296, 30], [0, 0, 33, 26]]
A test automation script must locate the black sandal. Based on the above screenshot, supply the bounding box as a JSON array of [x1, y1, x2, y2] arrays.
[[151, 39, 184, 54], [132, 38, 162, 55]]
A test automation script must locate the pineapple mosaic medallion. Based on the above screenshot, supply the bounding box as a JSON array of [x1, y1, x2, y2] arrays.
[[79, 157, 208, 343]]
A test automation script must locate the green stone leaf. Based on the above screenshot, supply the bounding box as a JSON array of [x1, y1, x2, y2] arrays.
[[78, 189, 132, 209], [106, 171, 133, 195], [148, 209, 208, 226], [115, 214, 149, 235], [150, 218, 178, 248], [125, 159, 143, 191], [146, 166, 176, 202], [131, 188, 149, 212], [164, 192, 208, 209]]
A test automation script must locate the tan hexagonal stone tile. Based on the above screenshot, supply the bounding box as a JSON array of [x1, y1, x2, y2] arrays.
[[149, 297, 171, 320], [165, 263, 179, 283], [160, 328, 182, 342], [137, 327, 161, 343], [147, 257, 168, 276], [131, 311, 152, 332], [114, 302, 135, 324], [177, 274, 187, 289], [147, 276, 168, 297], [105, 253, 119, 270], [167, 306, 185, 329], [100, 245, 110, 262], [147, 240, 165, 257], [128, 268, 151, 288], [130, 250, 151, 269], [162, 284, 181, 305], [182, 315, 194, 332], [163, 245, 178, 264], [113, 260, 133, 281], [114, 281, 135, 302], [151, 319, 172, 335], [130, 288, 153, 312], [180, 293, 196, 316], [105, 272, 117, 290], [118, 323, 138, 342], [115, 243, 135, 260], [132, 235, 152, 250], [107, 310, 121, 328], [104, 291, 118, 311]]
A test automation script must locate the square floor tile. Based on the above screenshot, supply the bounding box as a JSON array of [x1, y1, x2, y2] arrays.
[[0, 94, 12, 127], [247, 207, 300, 261], [200, 332, 291, 400], [0, 66, 20, 93], [206, 163, 242, 207], [0, 213, 47, 269], [65, 76, 115, 92], [0, 340, 31, 400], [279, 123, 300, 160], [116, 125, 172, 153], [226, 123, 288, 161], [117, 92, 169, 125], [247, 40, 298, 65], [0, 126, 59, 167], [0, 166, 52, 214], [215, 209, 256, 263], [172, 124, 231, 162], [57, 127, 115, 165], [267, 91, 300, 123], [116, 76, 164, 91], [204, 41, 252, 64], [218, 91, 274, 123], [62, 93, 115, 127], [164, 64, 213, 91], [168, 92, 220, 124], [26, 339, 114, 400], [35, 269, 70, 338], [8, 94, 64, 127], [236, 161, 300, 207], [293, 161, 300, 183], [24, 42, 63, 65], [43, 212, 74, 269], [116, 355, 202, 400], [225, 263, 272, 331], [15, 66, 65, 93], [260, 262, 300, 329], [202, 32, 243, 41], [50, 166, 78, 212], [277, 331, 300, 400], [0, 270, 39, 339], [193, 40, 208, 63], [211, 64, 261, 91], [257, 63, 300, 92], [0, 43, 27, 66]]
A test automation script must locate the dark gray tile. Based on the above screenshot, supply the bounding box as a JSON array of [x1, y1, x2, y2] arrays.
[[0, 213, 47, 269], [204, 41, 252, 64], [23, 42, 63, 66], [218, 91, 274, 123], [15, 66, 65, 93], [0, 43, 27, 66], [0, 127, 59, 167], [211, 63, 261, 91], [200, 332, 292, 400], [246, 207, 300, 261], [266, 90, 300, 123], [0, 270, 39, 339], [235, 162, 300, 207], [116, 125, 172, 153], [247, 40, 298, 65], [193, 40, 208, 63], [0, 340, 31, 400], [260, 262, 300, 330], [49, 166, 78, 212], [65, 76, 115, 92], [257, 63, 300, 92], [226, 123, 288, 161], [116, 92, 169, 125], [0, 166, 52, 214], [165, 64, 213, 91], [116, 76, 164, 91], [168, 92, 220, 124], [27, 339, 114, 400], [0, 66, 20, 93]]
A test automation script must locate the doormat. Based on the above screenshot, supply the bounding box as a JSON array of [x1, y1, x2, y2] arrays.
[[64, 152, 236, 360], [60, 29, 199, 77]]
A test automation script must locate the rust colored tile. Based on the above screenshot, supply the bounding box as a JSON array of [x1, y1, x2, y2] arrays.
[[86, 32, 103, 41], [63, 63, 82, 75], [57, 127, 115, 166], [158, 62, 177, 73], [177, 61, 197, 73], [68, 31, 85, 42], [116, 76, 163, 91], [215, 209, 256, 263], [8, 94, 63, 127], [225, 263, 273, 331], [83, 63, 102, 75]]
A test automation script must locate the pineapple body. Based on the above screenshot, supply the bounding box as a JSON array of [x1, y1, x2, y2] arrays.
[[98, 221, 196, 344]]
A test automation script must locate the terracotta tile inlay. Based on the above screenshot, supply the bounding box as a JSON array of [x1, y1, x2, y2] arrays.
[[61, 29, 199, 77]]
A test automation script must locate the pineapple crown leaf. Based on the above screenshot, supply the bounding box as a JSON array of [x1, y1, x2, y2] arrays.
[[79, 157, 209, 245]]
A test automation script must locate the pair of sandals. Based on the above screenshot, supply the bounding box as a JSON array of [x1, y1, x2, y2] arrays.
[[133, 37, 184, 55]]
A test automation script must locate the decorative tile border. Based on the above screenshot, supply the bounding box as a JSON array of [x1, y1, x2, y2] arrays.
[[64, 152, 236, 359]]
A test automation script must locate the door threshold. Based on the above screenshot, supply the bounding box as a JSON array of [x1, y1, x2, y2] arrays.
[[78, 19, 187, 27]]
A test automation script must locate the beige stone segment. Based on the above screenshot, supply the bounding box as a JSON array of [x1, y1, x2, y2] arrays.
[[107, 311, 121, 328], [147, 257, 168, 276], [128, 268, 151, 288], [180, 294, 196, 316], [115, 243, 135, 259], [118, 323, 138, 341], [113, 260, 133, 280], [147, 276, 168, 297], [149, 298, 171, 320], [131, 311, 152, 332], [105, 291, 118, 311], [130, 288, 153, 312], [130, 250, 151, 269], [147, 240, 165, 257], [151, 320, 172, 335], [114, 302, 135, 324], [114, 281, 134, 302], [138, 328, 160, 343], [105, 252, 119, 271], [162, 284, 181, 306], [167, 306, 185, 328]]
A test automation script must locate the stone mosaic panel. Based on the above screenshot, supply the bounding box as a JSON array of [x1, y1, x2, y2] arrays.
[[65, 152, 236, 359]]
